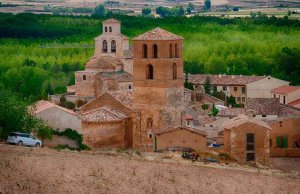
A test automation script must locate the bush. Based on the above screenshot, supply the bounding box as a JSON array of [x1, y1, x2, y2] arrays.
[[219, 152, 231, 160], [52, 128, 90, 151]]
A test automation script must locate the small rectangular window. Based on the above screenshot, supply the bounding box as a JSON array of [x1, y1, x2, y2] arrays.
[[262, 115, 266, 117], [128, 85, 132, 89], [223, 86, 227, 91], [276, 136, 288, 148], [269, 139, 272, 147], [237, 97, 241, 102], [242, 87, 246, 94], [242, 97, 245, 102], [234, 87, 238, 91], [83, 75, 86, 80]]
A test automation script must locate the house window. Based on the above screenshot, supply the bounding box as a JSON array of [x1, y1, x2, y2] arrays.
[[146, 64, 154, 80], [242, 87, 246, 94], [111, 40, 116, 53], [83, 75, 86, 80], [173, 63, 177, 80], [143, 44, 148, 58], [186, 120, 190, 126], [109, 26, 112, 32], [169, 44, 173, 58], [153, 44, 158, 58], [105, 26, 107, 32], [269, 139, 272, 147], [246, 133, 255, 161], [276, 136, 288, 148], [242, 97, 245, 102], [210, 125, 213, 127], [280, 121, 283, 127], [283, 96, 286, 104], [102, 40, 107, 53], [294, 139, 300, 148], [149, 133, 152, 139], [273, 94, 276, 98], [253, 115, 256, 117], [237, 97, 241, 102], [262, 115, 266, 117], [175, 44, 178, 57], [234, 87, 238, 92], [223, 86, 227, 91], [128, 85, 131, 89]]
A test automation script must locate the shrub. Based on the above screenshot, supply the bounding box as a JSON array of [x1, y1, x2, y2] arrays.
[[219, 152, 231, 160]]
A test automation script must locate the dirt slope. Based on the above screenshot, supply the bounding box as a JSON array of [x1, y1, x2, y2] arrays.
[[0, 144, 299, 194]]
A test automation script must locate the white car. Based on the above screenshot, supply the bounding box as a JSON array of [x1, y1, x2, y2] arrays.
[[7, 132, 42, 147]]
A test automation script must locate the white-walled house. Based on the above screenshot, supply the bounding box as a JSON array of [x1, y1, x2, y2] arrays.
[[271, 85, 300, 108]]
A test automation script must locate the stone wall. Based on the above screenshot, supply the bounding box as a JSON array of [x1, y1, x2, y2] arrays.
[[269, 117, 300, 157], [156, 128, 206, 152], [43, 135, 78, 149], [224, 123, 270, 165]]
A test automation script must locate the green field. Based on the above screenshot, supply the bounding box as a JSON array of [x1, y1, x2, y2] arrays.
[[0, 13, 299, 100]]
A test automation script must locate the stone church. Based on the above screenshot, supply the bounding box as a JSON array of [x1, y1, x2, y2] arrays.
[[63, 19, 206, 151]]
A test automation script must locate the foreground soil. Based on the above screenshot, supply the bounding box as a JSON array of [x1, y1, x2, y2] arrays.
[[0, 144, 299, 194]]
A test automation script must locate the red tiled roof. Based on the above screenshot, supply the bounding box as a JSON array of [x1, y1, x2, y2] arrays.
[[34, 100, 77, 116], [102, 18, 120, 23], [185, 114, 193, 120], [223, 115, 271, 130], [133, 27, 183, 41], [81, 106, 127, 122], [246, 98, 280, 115], [271, 85, 300, 95], [97, 71, 133, 82], [188, 74, 266, 86], [288, 99, 300, 106], [85, 56, 123, 71], [279, 104, 300, 117], [108, 90, 133, 110], [154, 126, 207, 137]]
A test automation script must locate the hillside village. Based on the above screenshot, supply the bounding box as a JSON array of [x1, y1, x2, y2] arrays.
[[33, 18, 300, 165]]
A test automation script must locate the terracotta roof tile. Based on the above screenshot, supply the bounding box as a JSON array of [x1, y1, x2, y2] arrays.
[[279, 104, 300, 117], [133, 27, 183, 41], [85, 56, 123, 71], [34, 100, 77, 116], [223, 115, 271, 130], [81, 106, 127, 122], [288, 99, 300, 106], [271, 85, 300, 95], [188, 74, 266, 85], [246, 98, 280, 115], [218, 108, 246, 117], [154, 126, 207, 137], [108, 90, 133, 110], [102, 18, 120, 23], [97, 71, 133, 82]]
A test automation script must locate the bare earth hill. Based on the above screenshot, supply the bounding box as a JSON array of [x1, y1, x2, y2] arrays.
[[0, 144, 300, 194]]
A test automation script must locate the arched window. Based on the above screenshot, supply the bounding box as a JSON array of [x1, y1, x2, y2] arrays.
[[109, 26, 112, 32], [147, 118, 153, 128], [173, 63, 177, 79], [153, 44, 158, 58], [175, 44, 178, 58], [147, 64, 154, 80], [169, 44, 173, 58], [105, 27, 107, 32], [143, 44, 148, 58], [102, 40, 107, 53], [111, 40, 116, 53]]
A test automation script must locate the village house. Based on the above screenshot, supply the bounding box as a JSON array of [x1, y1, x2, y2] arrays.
[[271, 85, 300, 108], [223, 115, 271, 165], [269, 117, 300, 157], [188, 74, 289, 105], [34, 100, 82, 133]]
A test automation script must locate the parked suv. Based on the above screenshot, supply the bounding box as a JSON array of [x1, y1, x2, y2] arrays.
[[7, 132, 42, 147]]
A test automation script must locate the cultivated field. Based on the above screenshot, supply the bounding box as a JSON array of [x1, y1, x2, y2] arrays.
[[0, 144, 300, 194]]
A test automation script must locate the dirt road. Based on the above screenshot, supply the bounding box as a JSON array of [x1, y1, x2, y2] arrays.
[[0, 144, 299, 194]]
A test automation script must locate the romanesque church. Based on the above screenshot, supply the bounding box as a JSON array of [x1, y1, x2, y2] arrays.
[[56, 18, 206, 151]]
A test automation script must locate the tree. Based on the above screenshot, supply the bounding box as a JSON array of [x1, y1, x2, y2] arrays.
[[22, 58, 37, 67], [204, 0, 211, 11], [142, 8, 151, 16], [232, 7, 239, 11], [204, 76, 212, 95], [201, 104, 209, 114], [187, 7, 192, 14], [37, 122, 52, 141], [210, 103, 219, 116], [93, 4, 106, 16], [188, 3, 195, 11], [178, 6, 185, 16], [227, 95, 237, 107]]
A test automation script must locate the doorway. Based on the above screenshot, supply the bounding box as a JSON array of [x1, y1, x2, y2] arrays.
[[246, 133, 255, 161]]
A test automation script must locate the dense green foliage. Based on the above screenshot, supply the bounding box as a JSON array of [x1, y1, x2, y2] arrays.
[[0, 89, 52, 140], [52, 128, 90, 150], [142, 8, 151, 16], [0, 13, 300, 101], [93, 4, 106, 16]]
